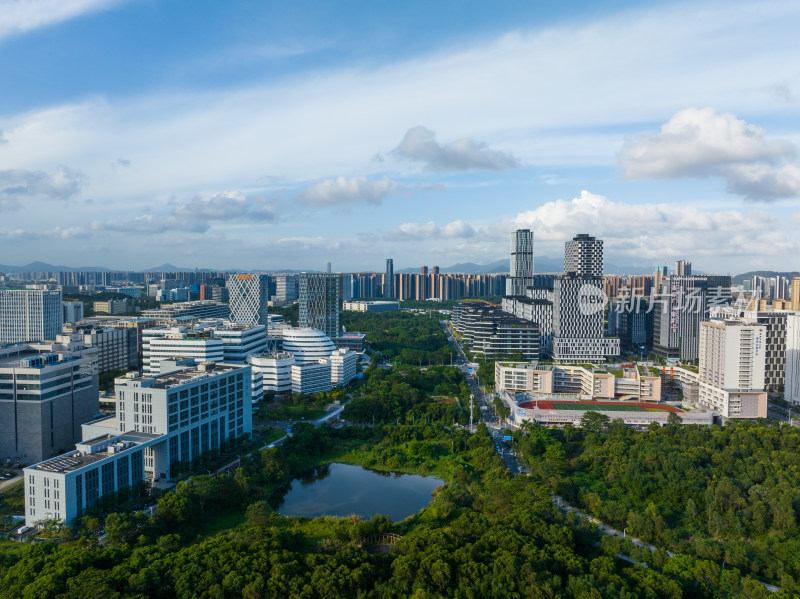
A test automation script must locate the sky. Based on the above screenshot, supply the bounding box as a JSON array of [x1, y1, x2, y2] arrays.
[[1, 0, 799, 274]]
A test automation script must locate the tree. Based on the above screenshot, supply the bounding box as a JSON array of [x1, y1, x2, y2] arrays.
[[245, 501, 271, 527], [667, 412, 683, 427], [580, 411, 610, 434]]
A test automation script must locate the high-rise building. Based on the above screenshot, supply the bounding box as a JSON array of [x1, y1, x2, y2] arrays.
[[326, 262, 332, 274], [791, 276, 800, 312], [227, 273, 269, 326], [697, 319, 767, 418], [1, 341, 99, 465], [564, 234, 603, 277], [654, 265, 668, 294], [299, 273, 342, 339], [502, 232, 619, 361], [786, 313, 800, 405], [505, 229, 535, 296], [675, 260, 692, 276], [275, 275, 299, 302], [653, 275, 732, 360], [0, 289, 63, 344], [384, 258, 394, 298]]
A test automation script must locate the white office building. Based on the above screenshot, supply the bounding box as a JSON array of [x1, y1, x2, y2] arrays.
[[212, 323, 269, 362], [142, 322, 267, 373], [0, 289, 63, 344], [280, 327, 337, 364], [248, 351, 294, 394], [143, 331, 224, 374], [697, 319, 767, 418], [292, 360, 332, 395], [24, 361, 252, 527], [330, 348, 357, 386]]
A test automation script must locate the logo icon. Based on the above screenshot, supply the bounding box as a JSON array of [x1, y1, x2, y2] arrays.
[[578, 284, 607, 315]]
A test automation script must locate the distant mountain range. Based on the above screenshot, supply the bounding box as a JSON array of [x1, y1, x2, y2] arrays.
[[732, 271, 800, 285], [2, 260, 780, 279], [0, 262, 231, 274], [397, 256, 662, 276]]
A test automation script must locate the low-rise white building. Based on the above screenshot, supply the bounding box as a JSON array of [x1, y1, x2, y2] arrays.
[[281, 327, 337, 364], [24, 431, 161, 526], [330, 348, 357, 386], [143, 331, 224, 373], [494, 362, 661, 402], [292, 360, 331, 395], [248, 351, 294, 394]]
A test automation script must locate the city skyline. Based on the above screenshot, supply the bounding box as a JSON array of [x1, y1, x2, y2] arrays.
[[1, 1, 800, 272]]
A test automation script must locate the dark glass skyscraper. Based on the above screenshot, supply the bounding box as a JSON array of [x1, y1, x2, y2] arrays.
[[384, 258, 394, 298]]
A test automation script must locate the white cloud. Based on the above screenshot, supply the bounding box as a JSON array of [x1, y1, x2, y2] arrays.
[[386, 219, 476, 241], [0, 0, 125, 41], [619, 108, 800, 200], [91, 190, 278, 234], [392, 126, 518, 171], [0, 166, 85, 210], [171, 191, 277, 222], [295, 176, 399, 206], [93, 214, 210, 235], [499, 190, 784, 260], [389, 190, 793, 264]]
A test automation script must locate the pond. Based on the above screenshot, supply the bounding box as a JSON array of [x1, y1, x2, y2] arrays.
[[272, 462, 444, 521]]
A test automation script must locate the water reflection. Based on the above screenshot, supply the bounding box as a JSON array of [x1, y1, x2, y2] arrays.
[[273, 462, 444, 521]]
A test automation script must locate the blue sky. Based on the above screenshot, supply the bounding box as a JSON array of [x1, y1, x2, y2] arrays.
[[1, 0, 799, 274]]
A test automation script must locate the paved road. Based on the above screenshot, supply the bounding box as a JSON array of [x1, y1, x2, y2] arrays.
[[262, 401, 350, 449], [0, 475, 22, 492]]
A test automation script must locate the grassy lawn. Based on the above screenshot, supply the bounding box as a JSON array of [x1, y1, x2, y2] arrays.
[[256, 427, 285, 445], [0, 480, 24, 514]]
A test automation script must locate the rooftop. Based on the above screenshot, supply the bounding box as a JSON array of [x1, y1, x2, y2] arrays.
[[31, 431, 162, 474], [121, 362, 245, 389]]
